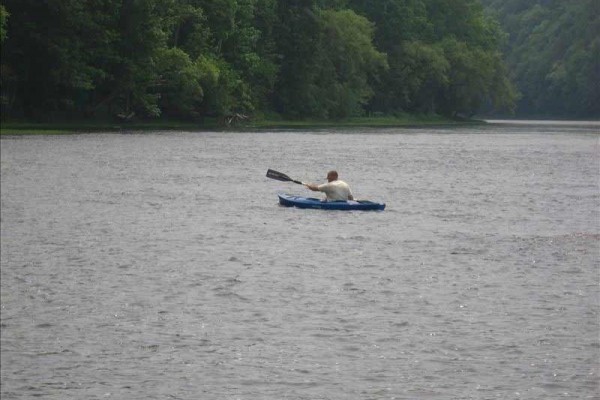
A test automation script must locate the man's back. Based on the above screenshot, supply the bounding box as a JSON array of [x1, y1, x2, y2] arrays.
[[318, 180, 353, 201]]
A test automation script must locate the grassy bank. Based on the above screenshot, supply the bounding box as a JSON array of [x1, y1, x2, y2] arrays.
[[1, 115, 483, 135], [246, 115, 482, 129], [0, 120, 220, 135]]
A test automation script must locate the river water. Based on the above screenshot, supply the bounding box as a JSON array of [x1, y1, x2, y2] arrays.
[[1, 122, 599, 399]]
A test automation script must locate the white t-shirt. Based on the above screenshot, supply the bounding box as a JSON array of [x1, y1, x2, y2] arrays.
[[317, 180, 353, 201]]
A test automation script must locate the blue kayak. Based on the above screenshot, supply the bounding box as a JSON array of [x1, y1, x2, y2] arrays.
[[278, 194, 385, 211]]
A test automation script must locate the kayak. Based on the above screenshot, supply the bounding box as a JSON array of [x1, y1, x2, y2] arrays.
[[278, 194, 385, 211]]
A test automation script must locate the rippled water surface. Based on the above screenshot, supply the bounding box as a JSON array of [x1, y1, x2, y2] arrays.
[[1, 123, 599, 399]]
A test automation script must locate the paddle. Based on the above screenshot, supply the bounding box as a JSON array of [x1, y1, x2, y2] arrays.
[[266, 169, 304, 185]]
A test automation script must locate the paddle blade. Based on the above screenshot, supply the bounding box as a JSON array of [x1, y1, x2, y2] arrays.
[[266, 169, 303, 185], [266, 169, 292, 182]]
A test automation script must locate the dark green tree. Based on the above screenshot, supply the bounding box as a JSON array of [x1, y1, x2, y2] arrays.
[[1, 0, 124, 119], [482, 0, 599, 117], [350, 0, 516, 116], [273, 1, 386, 118], [0, 0, 522, 121], [273, 0, 323, 117], [0, 5, 8, 43], [316, 9, 387, 118]]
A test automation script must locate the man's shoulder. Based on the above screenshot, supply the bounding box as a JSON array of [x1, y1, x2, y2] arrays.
[[319, 180, 350, 189]]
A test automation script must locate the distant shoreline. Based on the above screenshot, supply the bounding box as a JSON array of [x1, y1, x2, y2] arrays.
[[483, 119, 600, 128], [0, 115, 484, 135]]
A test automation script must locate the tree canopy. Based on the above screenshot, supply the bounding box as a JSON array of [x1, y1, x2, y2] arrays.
[[481, 0, 600, 118], [0, 0, 535, 122]]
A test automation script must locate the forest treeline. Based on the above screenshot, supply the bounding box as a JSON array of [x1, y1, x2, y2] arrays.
[[0, 1, 594, 122], [481, 0, 599, 118]]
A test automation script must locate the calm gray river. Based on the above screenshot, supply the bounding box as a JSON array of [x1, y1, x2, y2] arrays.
[[1, 122, 599, 399]]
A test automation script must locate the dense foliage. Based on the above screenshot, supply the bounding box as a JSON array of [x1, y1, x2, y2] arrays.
[[481, 0, 600, 118], [1, 0, 517, 122]]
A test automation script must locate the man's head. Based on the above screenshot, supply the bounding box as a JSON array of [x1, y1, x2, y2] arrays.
[[327, 170, 338, 182]]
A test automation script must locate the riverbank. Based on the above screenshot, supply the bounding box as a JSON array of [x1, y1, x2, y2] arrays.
[[0, 115, 483, 135], [0, 120, 220, 135]]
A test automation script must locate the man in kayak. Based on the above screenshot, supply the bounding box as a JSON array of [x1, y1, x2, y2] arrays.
[[304, 170, 354, 201]]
